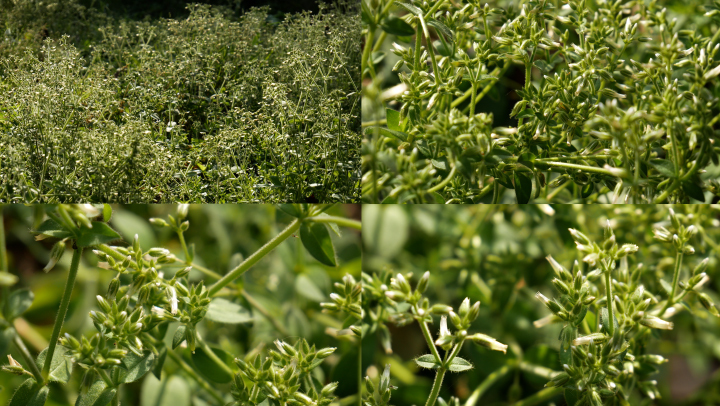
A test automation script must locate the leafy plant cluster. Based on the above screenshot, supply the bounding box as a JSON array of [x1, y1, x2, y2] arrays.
[[361, 204, 720, 406], [361, 0, 720, 203], [0, 0, 360, 203], [0, 203, 362, 405]]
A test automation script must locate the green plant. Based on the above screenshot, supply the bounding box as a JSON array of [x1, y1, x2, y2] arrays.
[[0, 1, 360, 203], [361, 0, 720, 203], [0, 203, 361, 405], [361, 204, 720, 406]]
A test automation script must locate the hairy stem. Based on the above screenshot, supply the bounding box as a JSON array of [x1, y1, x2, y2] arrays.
[[305, 216, 361, 230], [510, 387, 563, 406], [166, 350, 225, 404], [195, 331, 234, 377], [605, 268, 614, 335], [417, 318, 442, 364], [13, 334, 44, 384], [43, 247, 83, 383], [659, 251, 683, 317], [465, 363, 514, 406], [208, 219, 301, 297], [425, 367, 447, 406]]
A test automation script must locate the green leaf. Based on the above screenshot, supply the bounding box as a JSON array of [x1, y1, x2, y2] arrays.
[[10, 378, 48, 406], [295, 274, 326, 302], [172, 326, 186, 349], [447, 356, 473, 372], [361, 0, 375, 26], [118, 351, 156, 384], [76, 222, 122, 247], [0, 326, 14, 357], [533, 59, 553, 73], [205, 298, 253, 324], [395, 1, 422, 16], [277, 204, 303, 218], [564, 388, 580, 406], [299, 223, 336, 267], [386, 108, 401, 131], [484, 147, 512, 167], [141, 375, 191, 406], [33, 219, 71, 240], [75, 381, 115, 406], [659, 279, 672, 296], [514, 171, 533, 204], [415, 354, 442, 369], [102, 204, 112, 223], [153, 346, 167, 380], [191, 346, 234, 384], [516, 109, 536, 119], [427, 19, 454, 42], [682, 180, 705, 202], [380, 17, 415, 36], [374, 127, 408, 142], [36, 346, 72, 384], [648, 159, 675, 178], [5, 288, 34, 321]]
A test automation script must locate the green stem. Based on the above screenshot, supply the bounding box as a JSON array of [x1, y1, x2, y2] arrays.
[[0, 206, 10, 316], [510, 387, 563, 406], [240, 289, 289, 336], [535, 161, 624, 177], [417, 318, 442, 364], [357, 344, 362, 406], [659, 251, 683, 317], [605, 268, 614, 335], [13, 334, 44, 384], [42, 247, 83, 383], [465, 363, 513, 406], [428, 165, 456, 194], [195, 331, 234, 377], [305, 216, 361, 230], [425, 367, 447, 406], [166, 349, 226, 405], [208, 219, 301, 297], [97, 368, 114, 387], [177, 230, 192, 265]]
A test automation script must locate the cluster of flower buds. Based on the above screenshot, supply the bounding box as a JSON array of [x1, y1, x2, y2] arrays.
[[231, 339, 337, 406], [653, 208, 697, 254], [363, 365, 396, 406], [320, 274, 363, 323], [90, 294, 158, 355], [569, 222, 639, 269], [149, 204, 190, 232], [60, 332, 128, 369], [163, 281, 210, 353]]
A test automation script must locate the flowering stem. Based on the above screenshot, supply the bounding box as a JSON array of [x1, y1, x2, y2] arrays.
[[165, 349, 226, 405], [208, 219, 301, 297], [13, 334, 44, 384], [428, 165, 456, 194], [659, 251, 683, 317], [605, 268, 614, 335], [417, 316, 442, 364], [43, 246, 83, 383], [177, 229, 192, 264], [305, 216, 361, 230], [510, 386, 563, 406], [195, 331, 234, 377], [425, 367, 447, 406], [465, 363, 513, 406]]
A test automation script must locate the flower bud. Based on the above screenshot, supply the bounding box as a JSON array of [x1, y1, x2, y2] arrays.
[[180, 221, 190, 231], [177, 204, 189, 220], [96, 295, 111, 313], [616, 244, 639, 258], [552, 278, 571, 295], [669, 208, 680, 229], [572, 333, 607, 346], [698, 292, 719, 317], [640, 315, 674, 330], [458, 298, 471, 318], [416, 271, 430, 294], [430, 304, 452, 315], [470, 333, 508, 353], [147, 248, 170, 257], [149, 218, 168, 227], [44, 240, 66, 273]]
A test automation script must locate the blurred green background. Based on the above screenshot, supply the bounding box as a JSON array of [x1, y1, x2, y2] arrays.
[[362, 204, 720, 405], [0, 204, 361, 405]]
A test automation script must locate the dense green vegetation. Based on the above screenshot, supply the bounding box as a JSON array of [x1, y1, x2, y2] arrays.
[[0, 204, 362, 405], [361, 0, 720, 203], [0, 0, 360, 203], [362, 204, 720, 406]]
